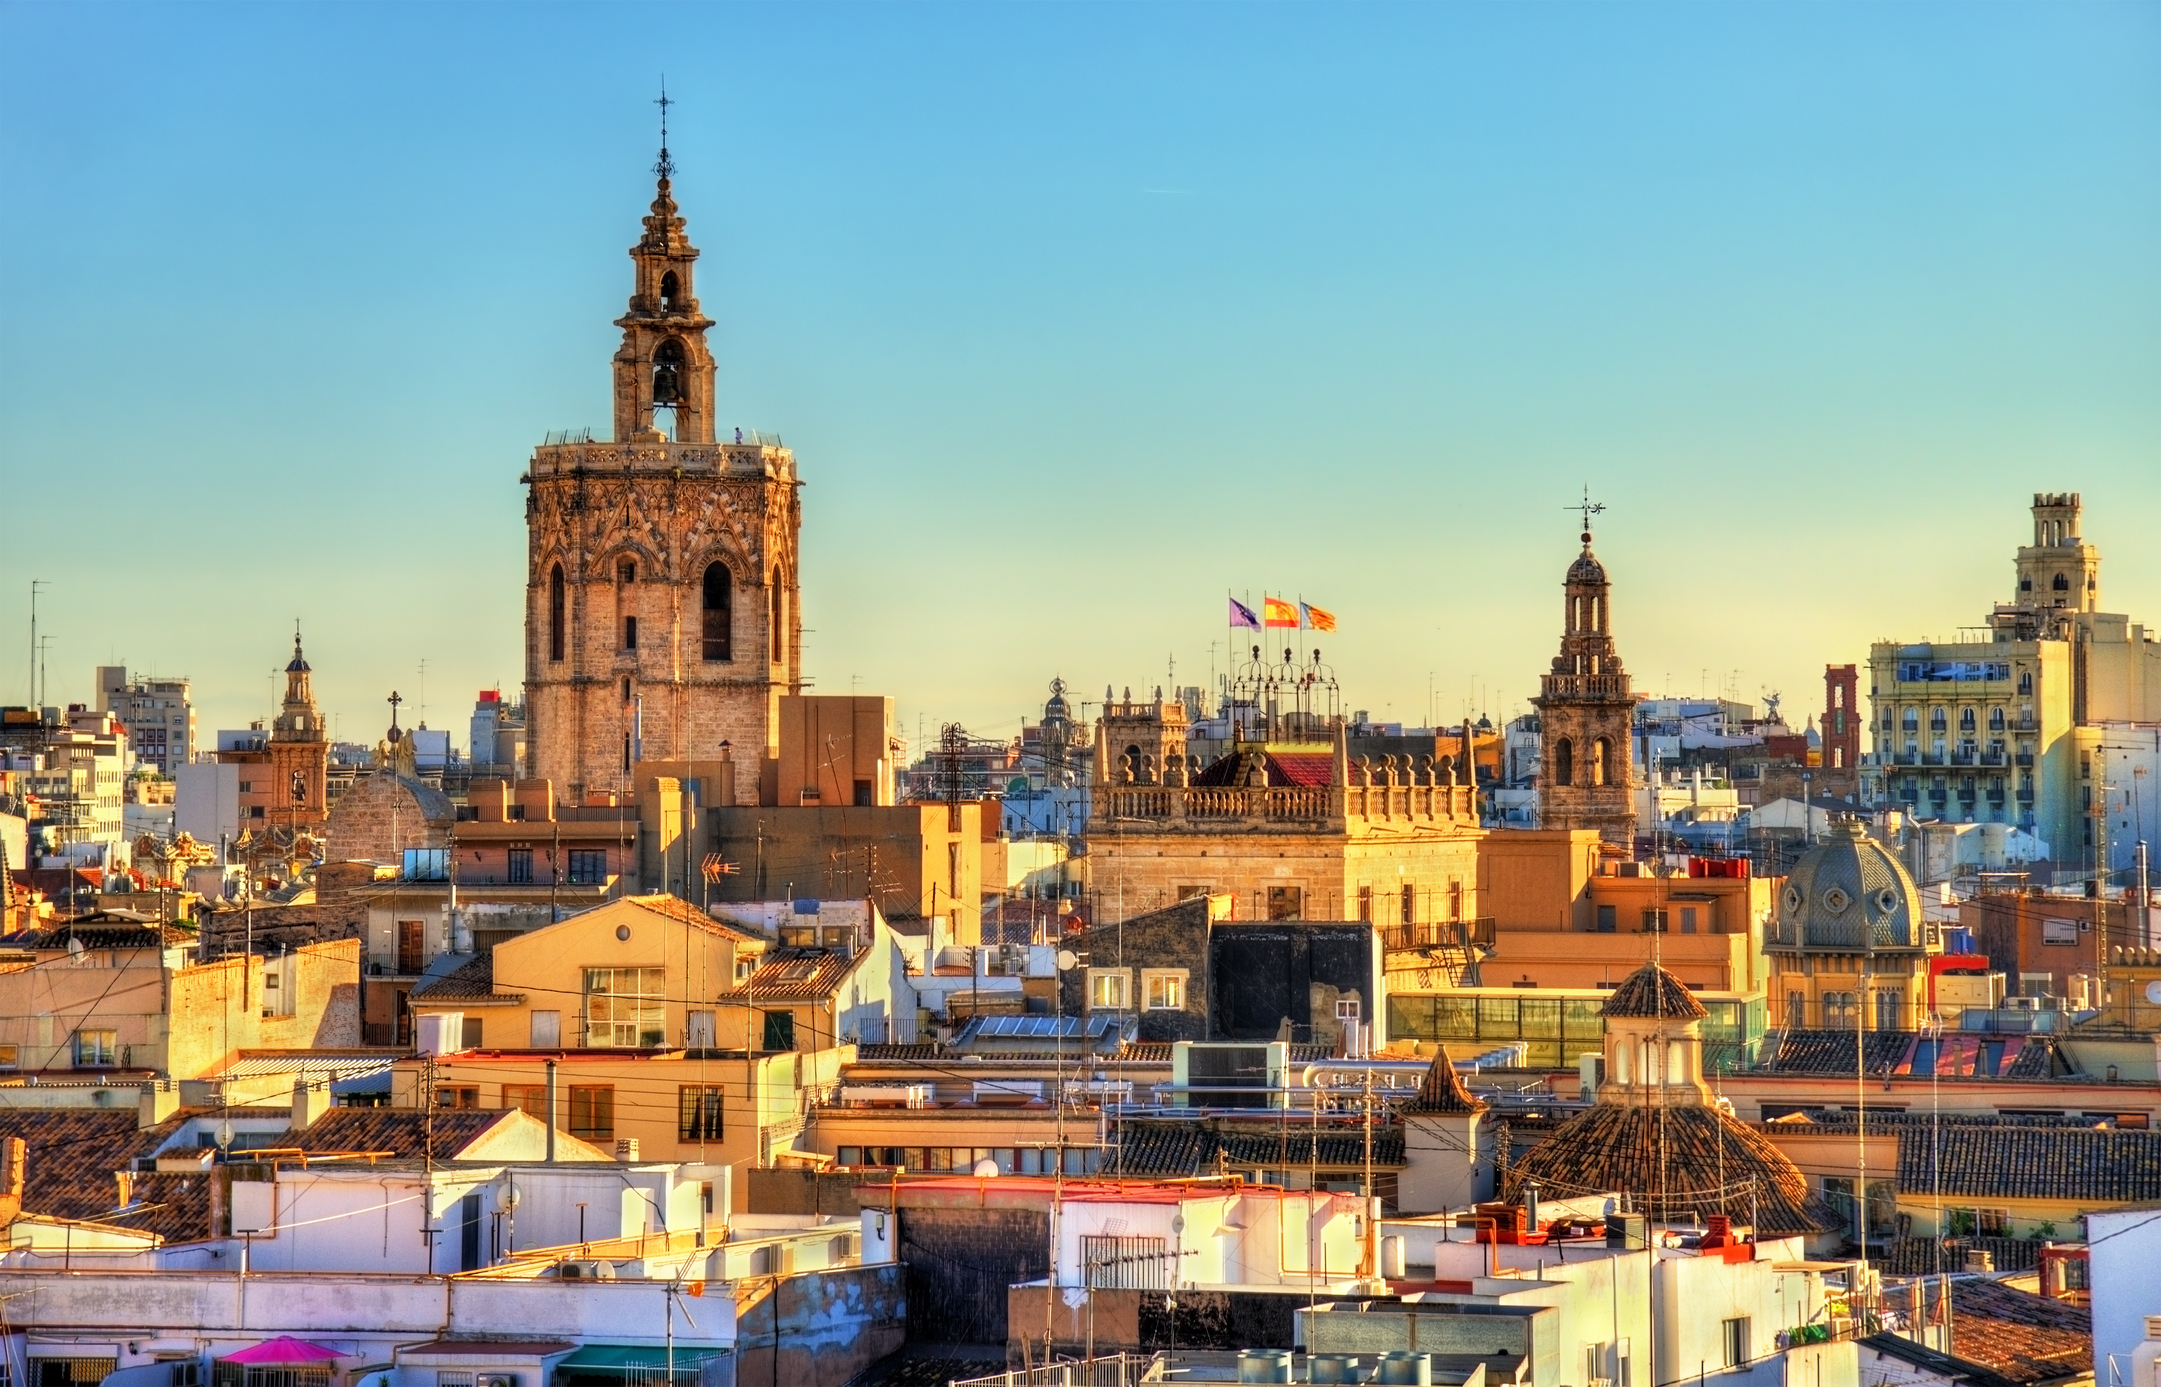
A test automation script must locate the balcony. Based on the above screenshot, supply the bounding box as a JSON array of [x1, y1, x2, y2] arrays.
[[2016, 788, 2035, 804], [2015, 753, 2034, 767], [1979, 752, 2007, 767], [1950, 753, 1976, 767]]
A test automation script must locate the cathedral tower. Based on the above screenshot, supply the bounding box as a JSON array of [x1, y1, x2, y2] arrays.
[[1532, 516, 1636, 844], [523, 136, 803, 806], [267, 629, 329, 837]]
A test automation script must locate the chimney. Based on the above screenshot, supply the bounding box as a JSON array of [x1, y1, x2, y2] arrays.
[[139, 1082, 178, 1129], [292, 1077, 322, 1131], [0, 1137, 23, 1225], [115, 1170, 135, 1210]]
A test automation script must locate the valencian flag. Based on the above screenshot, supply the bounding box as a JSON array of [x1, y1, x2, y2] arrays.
[[1263, 597, 1299, 628], [1300, 602, 1335, 632], [1229, 596, 1259, 629]]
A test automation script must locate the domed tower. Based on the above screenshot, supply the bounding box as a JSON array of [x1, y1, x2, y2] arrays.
[[1766, 818, 1935, 1033], [1531, 514, 1637, 844], [266, 628, 329, 837], [1504, 960, 1824, 1234], [522, 111, 804, 807]]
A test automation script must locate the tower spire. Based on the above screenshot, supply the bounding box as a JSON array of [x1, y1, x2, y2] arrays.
[[654, 79, 675, 185], [1568, 484, 1605, 548]]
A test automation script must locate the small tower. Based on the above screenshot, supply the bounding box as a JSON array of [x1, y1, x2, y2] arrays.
[[266, 628, 329, 835], [612, 125, 717, 444], [2013, 491, 2101, 615], [1532, 509, 1637, 844]]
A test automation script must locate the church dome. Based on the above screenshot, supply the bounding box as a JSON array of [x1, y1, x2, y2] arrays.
[[1602, 961, 1706, 1020], [1043, 677, 1070, 719], [1772, 819, 1922, 951], [1503, 1103, 1824, 1234], [286, 633, 310, 673], [1567, 547, 1608, 585]]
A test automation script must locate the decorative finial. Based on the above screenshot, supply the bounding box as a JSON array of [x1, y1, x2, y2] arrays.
[[1566, 484, 1605, 546], [654, 80, 675, 184], [293, 620, 303, 660], [386, 689, 403, 740]]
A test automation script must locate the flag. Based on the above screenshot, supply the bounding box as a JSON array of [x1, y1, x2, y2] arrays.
[[1300, 602, 1335, 632], [1263, 597, 1298, 628], [1228, 596, 1259, 629]]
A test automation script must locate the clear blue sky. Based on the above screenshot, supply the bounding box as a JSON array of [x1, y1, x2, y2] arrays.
[[3, 3, 2156, 753]]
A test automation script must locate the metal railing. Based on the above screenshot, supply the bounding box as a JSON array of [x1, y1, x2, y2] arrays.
[[948, 1354, 1159, 1387]]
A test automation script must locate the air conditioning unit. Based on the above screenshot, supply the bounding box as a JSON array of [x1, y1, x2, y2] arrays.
[[479, 1376, 518, 1387], [1064, 1079, 1133, 1103], [558, 1260, 618, 1280], [972, 1080, 1044, 1106]]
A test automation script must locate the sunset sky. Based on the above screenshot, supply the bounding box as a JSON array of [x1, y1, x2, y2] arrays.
[[3, 3, 2156, 751]]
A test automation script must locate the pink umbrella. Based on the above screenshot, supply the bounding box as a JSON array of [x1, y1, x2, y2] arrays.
[[222, 1339, 346, 1365]]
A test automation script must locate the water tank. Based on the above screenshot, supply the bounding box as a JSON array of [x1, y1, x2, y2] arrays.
[[1236, 1350, 1292, 1384], [1378, 1352, 1434, 1385]]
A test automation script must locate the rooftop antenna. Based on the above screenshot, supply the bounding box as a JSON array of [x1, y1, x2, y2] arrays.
[[654, 79, 675, 182]]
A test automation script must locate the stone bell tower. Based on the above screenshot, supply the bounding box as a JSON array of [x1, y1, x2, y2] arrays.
[[1532, 509, 1637, 844], [523, 117, 804, 807], [266, 628, 329, 837]]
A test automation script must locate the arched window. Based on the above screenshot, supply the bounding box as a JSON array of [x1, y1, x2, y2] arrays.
[[660, 270, 680, 309], [771, 573, 785, 663], [1591, 737, 1611, 787], [622, 677, 632, 704], [548, 564, 566, 662], [701, 562, 732, 662], [653, 339, 686, 404], [2052, 573, 2069, 592], [1552, 737, 1574, 787]]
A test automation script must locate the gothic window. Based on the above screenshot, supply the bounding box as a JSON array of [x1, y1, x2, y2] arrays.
[[660, 270, 680, 310], [623, 615, 638, 651], [1591, 737, 1611, 787], [1552, 737, 1574, 787], [2052, 573, 2069, 591], [653, 339, 686, 404], [771, 573, 784, 663], [618, 559, 636, 585], [701, 562, 732, 662], [548, 564, 566, 662], [622, 677, 632, 703]]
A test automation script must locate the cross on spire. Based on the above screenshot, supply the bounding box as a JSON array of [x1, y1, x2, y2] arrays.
[[386, 689, 403, 738], [654, 80, 675, 183], [1566, 485, 1605, 545]]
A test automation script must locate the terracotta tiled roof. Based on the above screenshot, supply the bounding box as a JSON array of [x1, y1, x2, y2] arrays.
[[733, 946, 857, 1002], [1900, 1123, 2161, 1202], [1104, 1119, 1405, 1176], [856, 1043, 942, 1062], [1504, 1102, 1825, 1234], [0, 1110, 186, 1224], [0, 920, 193, 950], [621, 894, 767, 940], [1404, 1051, 1486, 1115], [1118, 1043, 1174, 1063], [280, 1108, 509, 1162], [104, 1169, 215, 1243], [411, 953, 520, 1004], [1601, 962, 1706, 1020], [1880, 1281, 2090, 1386], [1756, 1029, 1914, 1077]]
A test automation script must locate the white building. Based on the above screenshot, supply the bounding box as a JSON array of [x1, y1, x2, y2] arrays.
[[97, 667, 196, 776]]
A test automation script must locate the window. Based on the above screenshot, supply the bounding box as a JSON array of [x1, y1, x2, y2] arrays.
[[1721, 1318, 1750, 1369], [679, 1084, 726, 1140], [507, 848, 533, 884], [0, 1045, 16, 1070], [1595, 904, 1617, 933], [567, 849, 607, 884], [1266, 885, 1303, 920], [461, 1016, 483, 1049], [72, 1029, 117, 1067], [1591, 737, 1611, 787], [1640, 908, 1668, 933], [1357, 886, 1373, 922], [398, 918, 424, 975], [761, 1009, 796, 1051], [770, 574, 785, 663], [701, 563, 732, 661], [1401, 884, 1416, 925], [687, 1009, 715, 1047], [618, 558, 636, 585], [504, 1084, 548, 1121], [548, 564, 566, 662], [622, 615, 638, 651], [652, 338, 685, 403], [660, 270, 680, 308], [1679, 907, 1698, 934], [584, 966, 665, 1047], [1552, 737, 1574, 787], [1143, 970, 1187, 1011], [1874, 989, 1902, 1031], [528, 1010, 560, 1047], [1787, 991, 1805, 1028], [1088, 969, 1130, 1011], [436, 1085, 480, 1109], [567, 1084, 615, 1140]]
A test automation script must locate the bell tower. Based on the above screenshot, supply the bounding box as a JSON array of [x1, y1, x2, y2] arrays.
[[1532, 499, 1637, 844], [613, 99, 716, 445], [523, 103, 804, 809], [267, 627, 329, 836]]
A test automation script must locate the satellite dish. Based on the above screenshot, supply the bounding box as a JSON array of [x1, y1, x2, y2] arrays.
[[2144, 980, 2161, 1007], [215, 1120, 235, 1150], [971, 1158, 1000, 1178], [1056, 950, 1079, 971], [503, 1181, 522, 1209], [1171, 1213, 1185, 1235]]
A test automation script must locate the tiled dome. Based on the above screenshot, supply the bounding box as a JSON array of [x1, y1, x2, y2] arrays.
[[1773, 819, 1922, 951]]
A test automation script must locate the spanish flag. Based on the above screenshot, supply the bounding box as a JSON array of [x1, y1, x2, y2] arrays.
[[1263, 597, 1299, 628], [1300, 601, 1335, 632]]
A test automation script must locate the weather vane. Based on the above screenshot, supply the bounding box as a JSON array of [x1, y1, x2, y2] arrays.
[[1566, 485, 1605, 543], [654, 80, 675, 182]]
